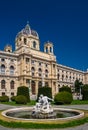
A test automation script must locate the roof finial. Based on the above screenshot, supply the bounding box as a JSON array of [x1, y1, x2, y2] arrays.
[[27, 21, 29, 24]]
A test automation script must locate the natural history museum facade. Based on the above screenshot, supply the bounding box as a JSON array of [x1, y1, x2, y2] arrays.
[[0, 23, 88, 99]]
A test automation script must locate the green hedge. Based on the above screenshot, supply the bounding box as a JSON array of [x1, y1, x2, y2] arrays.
[[0, 95, 9, 102], [17, 86, 30, 102], [15, 95, 27, 104], [59, 85, 72, 93], [54, 91, 73, 104], [82, 84, 88, 100], [37, 87, 52, 99], [10, 96, 16, 101]]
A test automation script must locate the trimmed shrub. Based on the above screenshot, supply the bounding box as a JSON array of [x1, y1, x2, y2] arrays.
[[54, 91, 73, 104], [0, 95, 9, 102], [17, 86, 30, 102], [37, 87, 52, 99], [82, 84, 88, 100], [59, 85, 72, 93], [15, 95, 27, 104], [10, 96, 16, 101]]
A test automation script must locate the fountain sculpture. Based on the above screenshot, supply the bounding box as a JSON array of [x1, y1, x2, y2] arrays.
[[31, 94, 55, 118]]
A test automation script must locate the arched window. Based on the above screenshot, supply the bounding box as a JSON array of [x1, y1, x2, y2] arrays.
[[33, 41, 36, 48], [24, 38, 27, 44], [45, 69, 48, 77], [1, 64, 5, 74], [46, 47, 48, 53], [66, 75, 68, 79], [57, 74, 60, 80], [2, 92, 5, 96], [10, 80, 14, 89], [1, 58, 5, 62], [10, 66, 14, 75], [31, 67, 35, 76], [38, 68, 42, 77], [50, 47, 52, 53], [38, 81, 42, 88], [1, 80, 5, 89], [31, 81, 36, 94], [62, 74, 64, 81]]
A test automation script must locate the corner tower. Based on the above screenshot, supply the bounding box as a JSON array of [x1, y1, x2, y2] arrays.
[[15, 23, 40, 51], [4, 45, 12, 52], [44, 41, 54, 54]]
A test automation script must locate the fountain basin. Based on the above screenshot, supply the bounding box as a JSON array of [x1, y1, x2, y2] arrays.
[[2, 107, 84, 122]]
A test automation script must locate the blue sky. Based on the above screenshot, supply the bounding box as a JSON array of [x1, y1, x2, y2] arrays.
[[0, 0, 88, 71]]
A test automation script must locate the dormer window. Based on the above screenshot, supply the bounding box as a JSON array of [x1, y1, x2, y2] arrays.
[[33, 41, 36, 48]]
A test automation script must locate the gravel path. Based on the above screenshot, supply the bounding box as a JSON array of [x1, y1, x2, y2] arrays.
[[0, 104, 88, 130]]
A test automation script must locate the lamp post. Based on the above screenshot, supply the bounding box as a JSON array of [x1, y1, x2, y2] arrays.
[[42, 73, 45, 87], [29, 79, 31, 96], [79, 85, 83, 100]]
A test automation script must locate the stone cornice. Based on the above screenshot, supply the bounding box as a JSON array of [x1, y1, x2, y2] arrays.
[[0, 51, 18, 58], [57, 63, 84, 74]]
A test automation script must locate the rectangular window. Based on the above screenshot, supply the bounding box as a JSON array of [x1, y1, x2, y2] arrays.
[[31, 60, 35, 64], [26, 58, 29, 63], [45, 64, 48, 67], [39, 62, 41, 66], [26, 79, 30, 84], [11, 92, 14, 96], [53, 64, 55, 68], [2, 92, 5, 96]]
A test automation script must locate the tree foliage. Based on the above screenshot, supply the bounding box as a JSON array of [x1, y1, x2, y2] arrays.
[[17, 86, 30, 102], [37, 87, 52, 99], [82, 84, 88, 100], [74, 79, 83, 93], [59, 85, 72, 93]]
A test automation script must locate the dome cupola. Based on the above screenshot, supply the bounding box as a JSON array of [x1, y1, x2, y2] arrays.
[[15, 22, 40, 51], [16, 23, 39, 38]]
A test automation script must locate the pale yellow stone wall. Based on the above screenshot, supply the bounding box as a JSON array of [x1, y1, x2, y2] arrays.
[[0, 52, 18, 97], [84, 72, 88, 84]]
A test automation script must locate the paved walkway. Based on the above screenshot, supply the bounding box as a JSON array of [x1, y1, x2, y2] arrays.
[[0, 104, 88, 130]]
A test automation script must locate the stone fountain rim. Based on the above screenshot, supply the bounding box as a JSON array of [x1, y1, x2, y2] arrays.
[[2, 107, 84, 121]]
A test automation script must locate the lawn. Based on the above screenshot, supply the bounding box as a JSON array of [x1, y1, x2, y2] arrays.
[[0, 100, 88, 106], [71, 100, 88, 105], [0, 100, 36, 106]]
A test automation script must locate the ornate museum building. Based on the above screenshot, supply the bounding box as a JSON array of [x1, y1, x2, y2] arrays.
[[0, 23, 88, 99]]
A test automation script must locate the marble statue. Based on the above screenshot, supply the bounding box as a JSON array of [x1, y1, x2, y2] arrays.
[[32, 94, 54, 114]]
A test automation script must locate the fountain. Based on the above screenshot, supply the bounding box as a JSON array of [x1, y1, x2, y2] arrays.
[[31, 94, 56, 119], [1, 95, 84, 122]]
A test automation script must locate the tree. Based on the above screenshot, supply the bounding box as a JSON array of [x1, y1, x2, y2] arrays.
[[82, 84, 88, 100], [17, 86, 30, 102], [74, 79, 83, 93], [37, 87, 52, 99]]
